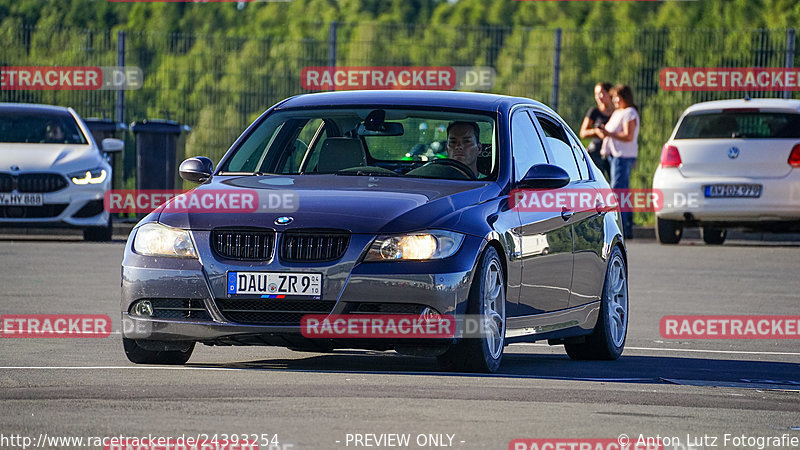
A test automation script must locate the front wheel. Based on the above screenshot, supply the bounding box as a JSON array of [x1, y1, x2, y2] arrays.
[[123, 338, 194, 365], [437, 247, 506, 373], [565, 246, 628, 360], [83, 216, 112, 242]]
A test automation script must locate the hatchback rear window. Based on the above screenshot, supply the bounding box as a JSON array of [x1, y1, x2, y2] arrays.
[[675, 112, 800, 139]]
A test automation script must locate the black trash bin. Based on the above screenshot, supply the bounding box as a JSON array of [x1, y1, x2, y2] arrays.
[[130, 120, 185, 191]]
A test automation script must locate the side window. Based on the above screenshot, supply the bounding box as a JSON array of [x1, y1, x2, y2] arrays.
[[535, 114, 581, 182], [511, 110, 548, 182], [566, 131, 591, 180]]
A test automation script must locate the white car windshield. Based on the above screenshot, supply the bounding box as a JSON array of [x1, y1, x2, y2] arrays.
[[0, 111, 88, 145]]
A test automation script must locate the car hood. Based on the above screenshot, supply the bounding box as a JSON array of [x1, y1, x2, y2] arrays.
[[157, 174, 498, 234], [0, 143, 102, 173]]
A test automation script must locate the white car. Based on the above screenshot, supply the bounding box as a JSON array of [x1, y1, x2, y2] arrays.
[[653, 98, 800, 244], [0, 103, 124, 240]]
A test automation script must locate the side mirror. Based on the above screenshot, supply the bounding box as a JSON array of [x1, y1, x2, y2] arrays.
[[101, 138, 124, 153], [517, 164, 570, 189], [179, 157, 214, 183]]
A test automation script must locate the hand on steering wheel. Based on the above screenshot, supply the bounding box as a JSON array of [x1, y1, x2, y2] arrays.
[[421, 158, 477, 180]]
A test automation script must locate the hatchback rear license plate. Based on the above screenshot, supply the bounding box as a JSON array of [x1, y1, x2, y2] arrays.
[[227, 271, 322, 296], [704, 184, 762, 198]]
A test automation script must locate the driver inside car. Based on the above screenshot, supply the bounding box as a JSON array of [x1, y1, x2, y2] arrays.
[[446, 121, 481, 178]]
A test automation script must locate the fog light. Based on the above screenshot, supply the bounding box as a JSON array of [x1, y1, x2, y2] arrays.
[[420, 307, 441, 320], [132, 300, 154, 317]]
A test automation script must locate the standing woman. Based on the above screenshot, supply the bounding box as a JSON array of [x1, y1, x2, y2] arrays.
[[598, 84, 639, 239], [579, 82, 614, 180]]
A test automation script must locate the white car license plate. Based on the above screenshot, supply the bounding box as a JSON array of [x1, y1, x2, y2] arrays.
[[227, 271, 322, 296], [704, 184, 762, 198], [0, 193, 43, 206]]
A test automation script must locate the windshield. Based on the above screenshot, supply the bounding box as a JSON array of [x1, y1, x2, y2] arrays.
[[675, 111, 800, 139], [0, 111, 88, 145], [220, 108, 496, 181]]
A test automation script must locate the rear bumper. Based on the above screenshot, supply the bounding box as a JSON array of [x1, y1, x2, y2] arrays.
[[653, 167, 800, 222]]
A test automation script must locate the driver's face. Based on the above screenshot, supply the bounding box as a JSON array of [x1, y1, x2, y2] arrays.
[[46, 125, 64, 141], [446, 124, 478, 168]]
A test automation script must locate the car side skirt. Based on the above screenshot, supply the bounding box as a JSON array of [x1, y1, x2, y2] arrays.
[[504, 301, 600, 344]]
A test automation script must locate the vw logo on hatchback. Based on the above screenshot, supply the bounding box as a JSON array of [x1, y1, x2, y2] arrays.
[[728, 147, 740, 159], [274, 216, 293, 225]]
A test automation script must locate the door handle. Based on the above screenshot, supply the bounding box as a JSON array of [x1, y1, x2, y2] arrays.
[[595, 199, 606, 214], [561, 207, 573, 221]]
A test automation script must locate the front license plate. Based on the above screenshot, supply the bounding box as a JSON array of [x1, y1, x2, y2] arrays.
[[704, 184, 762, 198], [0, 193, 43, 206], [227, 271, 322, 296]]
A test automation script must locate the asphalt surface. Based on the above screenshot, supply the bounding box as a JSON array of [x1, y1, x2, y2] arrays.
[[1, 235, 799, 450]]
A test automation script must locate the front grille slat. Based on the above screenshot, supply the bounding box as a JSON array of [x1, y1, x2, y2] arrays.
[[8, 173, 69, 193], [0, 204, 68, 218], [216, 299, 337, 325], [280, 230, 350, 263], [212, 228, 275, 261]]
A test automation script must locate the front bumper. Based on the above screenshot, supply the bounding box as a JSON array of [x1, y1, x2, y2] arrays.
[[121, 228, 484, 345], [0, 179, 110, 227], [653, 167, 800, 222]]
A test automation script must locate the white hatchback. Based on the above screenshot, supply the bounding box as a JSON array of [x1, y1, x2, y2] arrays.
[[653, 98, 800, 244], [0, 103, 124, 240]]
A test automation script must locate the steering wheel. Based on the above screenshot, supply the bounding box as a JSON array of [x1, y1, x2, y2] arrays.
[[421, 159, 477, 180]]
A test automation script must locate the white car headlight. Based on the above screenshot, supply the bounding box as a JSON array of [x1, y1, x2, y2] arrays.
[[69, 167, 107, 185], [364, 230, 464, 261], [133, 223, 197, 258]]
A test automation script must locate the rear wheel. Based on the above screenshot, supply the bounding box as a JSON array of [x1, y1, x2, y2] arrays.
[[655, 217, 682, 244], [123, 338, 194, 365], [565, 246, 628, 360], [437, 247, 506, 373], [702, 225, 727, 245]]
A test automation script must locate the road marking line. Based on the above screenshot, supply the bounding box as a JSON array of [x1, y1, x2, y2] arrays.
[[511, 343, 800, 356]]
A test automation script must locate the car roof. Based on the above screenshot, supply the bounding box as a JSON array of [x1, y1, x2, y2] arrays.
[[683, 98, 800, 114], [0, 103, 75, 115], [275, 90, 551, 114]]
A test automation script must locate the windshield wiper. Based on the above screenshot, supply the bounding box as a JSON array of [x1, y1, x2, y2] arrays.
[[335, 169, 399, 177], [216, 171, 272, 176]]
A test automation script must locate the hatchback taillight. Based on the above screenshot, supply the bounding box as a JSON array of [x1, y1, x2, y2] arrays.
[[660, 144, 682, 168], [788, 144, 800, 168]]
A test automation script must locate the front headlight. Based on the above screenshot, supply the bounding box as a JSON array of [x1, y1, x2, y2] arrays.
[[133, 222, 197, 258], [69, 167, 107, 185], [364, 230, 464, 261]]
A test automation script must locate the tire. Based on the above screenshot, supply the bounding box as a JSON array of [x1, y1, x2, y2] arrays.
[[655, 217, 682, 245], [437, 246, 506, 373], [83, 217, 112, 242], [701, 225, 727, 245], [565, 246, 628, 361], [123, 337, 194, 365]]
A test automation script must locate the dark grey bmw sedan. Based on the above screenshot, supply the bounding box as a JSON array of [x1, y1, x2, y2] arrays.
[[121, 90, 628, 373]]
